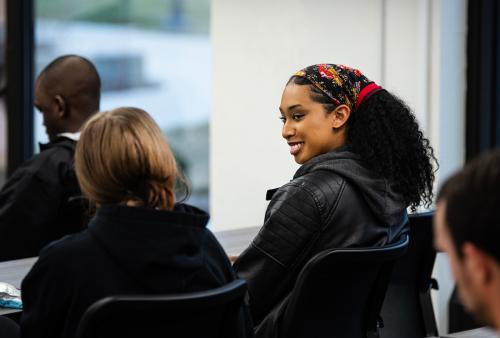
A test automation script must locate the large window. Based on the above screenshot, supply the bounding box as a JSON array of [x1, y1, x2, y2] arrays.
[[35, 0, 211, 210]]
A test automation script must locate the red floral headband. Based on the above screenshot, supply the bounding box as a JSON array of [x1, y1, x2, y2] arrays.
[[294, 64, 382, 111]]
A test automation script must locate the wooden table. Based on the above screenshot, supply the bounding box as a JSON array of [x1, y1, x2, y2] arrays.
[[0, 226, 260, 317]]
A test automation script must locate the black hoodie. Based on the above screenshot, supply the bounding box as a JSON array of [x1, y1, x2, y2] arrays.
[[20, 203, 252, 338], [234, 149, 409, 338]]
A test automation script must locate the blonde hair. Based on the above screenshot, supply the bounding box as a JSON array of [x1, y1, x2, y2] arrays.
[[75, 107, 178, 210]]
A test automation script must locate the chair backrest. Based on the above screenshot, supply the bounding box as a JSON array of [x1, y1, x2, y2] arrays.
[[279, 234, 409, 338], [74, 279, 248, 338], [380, 211, 439, 338]]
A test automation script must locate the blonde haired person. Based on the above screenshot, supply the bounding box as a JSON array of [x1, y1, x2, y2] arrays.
[[20, 108, 252, 338]]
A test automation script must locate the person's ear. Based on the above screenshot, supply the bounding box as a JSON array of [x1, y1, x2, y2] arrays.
[[53, 95, 67, 118], [330, 104, 351, 129], [462, 242, 493, 285]]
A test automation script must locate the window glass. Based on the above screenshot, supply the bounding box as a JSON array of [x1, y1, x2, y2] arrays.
[[35, 0, 210, 210]]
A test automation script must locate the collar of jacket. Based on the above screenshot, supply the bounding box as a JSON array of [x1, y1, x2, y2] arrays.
[[266, 146, 352, 201], [38, 136, 77, 152], [293, 146, 358, 179]]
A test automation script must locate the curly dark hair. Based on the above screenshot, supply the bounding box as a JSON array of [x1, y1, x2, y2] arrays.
[[289, 76, 437, 210]]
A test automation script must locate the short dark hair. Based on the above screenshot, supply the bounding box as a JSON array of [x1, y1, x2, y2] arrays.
[[437, 149, 500, 261], [39, 54, 101, 114], [40, 54, 99, 82]]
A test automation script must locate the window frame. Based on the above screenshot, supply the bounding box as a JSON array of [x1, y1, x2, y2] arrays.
[[5, 0, 34, 176]]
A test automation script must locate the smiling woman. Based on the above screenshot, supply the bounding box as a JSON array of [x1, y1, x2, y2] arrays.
[[233, 63, 437, 338], [279, 82, 351, 164]]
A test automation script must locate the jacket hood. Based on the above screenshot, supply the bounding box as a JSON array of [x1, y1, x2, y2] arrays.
[[294, 149, 407, 225], [88, 203, 212, 292]]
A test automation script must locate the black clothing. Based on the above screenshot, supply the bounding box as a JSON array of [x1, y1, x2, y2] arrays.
[[20, 203, 252, 338], [0, 316, 19, 338], [234, 149, 408, 338], [0, 137, 85, 261], [448, 287, 481, 333]]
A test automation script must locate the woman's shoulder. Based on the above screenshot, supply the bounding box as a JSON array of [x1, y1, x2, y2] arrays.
[[277, 170, 345, 202], [293, 168, 345, 187], [264, 171, 346, 226]]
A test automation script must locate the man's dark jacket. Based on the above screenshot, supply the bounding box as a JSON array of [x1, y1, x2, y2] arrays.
[[0, 137, 86, 261], [20, 203, 253, 338], [233, 149, 409, 338]]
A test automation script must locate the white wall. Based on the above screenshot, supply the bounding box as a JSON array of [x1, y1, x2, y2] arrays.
[[429, 0, 468, 333]]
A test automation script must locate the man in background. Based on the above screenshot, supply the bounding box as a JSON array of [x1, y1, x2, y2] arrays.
[[434, 150, 500, 333], [0, 55, 101, 261]]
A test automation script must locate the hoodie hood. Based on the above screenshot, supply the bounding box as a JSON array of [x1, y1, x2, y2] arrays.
[[87, 203, 214, 293], [294, 149, 407, 226]]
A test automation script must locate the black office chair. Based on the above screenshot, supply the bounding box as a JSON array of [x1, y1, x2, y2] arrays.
[[74, 279, 251, 338], [279, 234, 409, 338], [380, 211, 439, 338]]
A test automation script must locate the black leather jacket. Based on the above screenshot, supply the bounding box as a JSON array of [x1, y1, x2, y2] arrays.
[[233, 149, 408, 338]]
